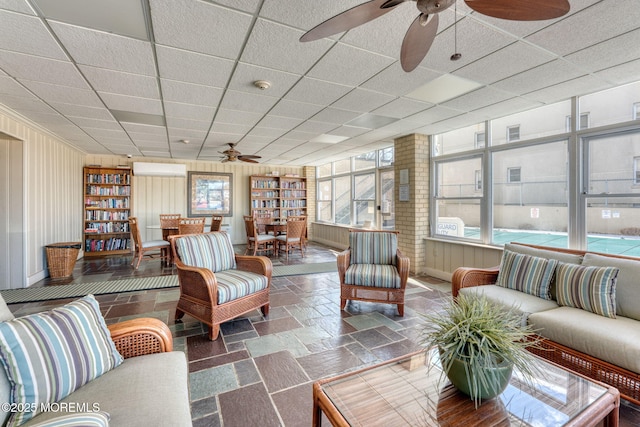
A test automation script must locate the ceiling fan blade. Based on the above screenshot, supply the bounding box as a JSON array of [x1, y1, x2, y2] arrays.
[[400, 13, 439, 72], [240, 158, 259, 164], [300, 0, 400, 42], [464, 0, 570, 21], [238, 155, 261, 160]]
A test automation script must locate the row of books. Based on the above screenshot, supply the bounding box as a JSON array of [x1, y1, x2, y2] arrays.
[[281, 200, 307, 207], [85, 173, 130, 185], [85, 237, 130, 252], [84, 222, 130, 233], [86, 185, 131, 196], [85, 198, 130, 209], [85, 211, 130, 221], [281, 190, 306, 198]]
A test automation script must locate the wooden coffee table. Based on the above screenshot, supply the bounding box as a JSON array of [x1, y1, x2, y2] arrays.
[[313, 349, 619, 427]]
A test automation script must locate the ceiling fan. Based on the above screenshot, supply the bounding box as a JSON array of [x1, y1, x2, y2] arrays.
[[219, 143, 261, 163], [300, 0, 570, 72]]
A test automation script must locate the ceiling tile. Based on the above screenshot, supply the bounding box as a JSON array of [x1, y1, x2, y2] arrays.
[[21, 80, 103, 107], [166, 116, 211, 132], [371, 98, 432, 119], [492, 60, 586, 95], [98, 92, 162, 115], [156, 46, 234, 88], [361, 63, 441, 97], [0, 50, 87, 87], [0, 0, 35, 14], [257, 115, 304, 130], [160, 79, 223, 106], [593, 59, 640, 86], [164, 101, 215, 121], [284, 77, 352, 106], [48, 21, 156, 75], [50, 102, 112, 120], [79, 65, 159, 98], [214, 108, 263, 127], [564, 28, 640, 73], [310, 107, 361, 125], [220, 90, 279, 114], [0, 9, 67, 59], [331, 88, 395, 113], [269, 99, 324, 120], [228, 63, 301, 97], [150, 0, 252, 59], [241, 19, 334, 74]]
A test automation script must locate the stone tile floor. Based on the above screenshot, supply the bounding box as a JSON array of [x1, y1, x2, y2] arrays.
[[10, 242, 640, 426]]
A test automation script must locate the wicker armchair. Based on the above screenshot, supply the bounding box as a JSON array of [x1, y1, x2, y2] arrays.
[[170, 232, 272, 340], [276, 216, 306, 260], [337, 230, 409, 316], [210, 215, 223, 232], [129, 217, 171, 269], [178, 217, 205, 234], [108, 317, 173, 358]]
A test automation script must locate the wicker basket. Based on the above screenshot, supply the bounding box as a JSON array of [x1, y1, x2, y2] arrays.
[[45, 242, 81, 278]]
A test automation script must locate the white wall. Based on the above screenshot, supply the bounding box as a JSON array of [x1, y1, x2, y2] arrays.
[[0, 109, 85, 287]]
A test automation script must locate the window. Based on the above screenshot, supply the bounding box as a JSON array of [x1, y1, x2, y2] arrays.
[[507, 167, 521, 183], [433, 123, 485, 156], [634, 103, 640, 120], [474, 132, 485, 149], [579, 81, 640, 127], [317, 179, 332, 222], [378, 147, 394, 167], [565, 113, 590, 131], [635, 156, 640, 185], [354, 173, 375, 225], [354, 151, 376, 171], [507, 125, 520, 142], [334, 159, 351, 175], [317, 163, 332, 178], [474, 170, 482, 191], [335, 176, 351, 225]]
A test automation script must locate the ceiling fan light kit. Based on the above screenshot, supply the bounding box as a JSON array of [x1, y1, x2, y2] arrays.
[[219, 143, 262, 163], [300, 0, 570, 72]]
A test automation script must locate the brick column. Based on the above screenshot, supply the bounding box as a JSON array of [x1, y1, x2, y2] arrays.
[[394, 133, 430, 274], [303, 166, 316, 241]]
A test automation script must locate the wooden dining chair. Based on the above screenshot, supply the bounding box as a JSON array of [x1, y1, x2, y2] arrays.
[[210, 215, 223, 232], [178, 217, 205, 235], [129, 217, 171, 269], [159, 214, 181, 241], [276, 216, 306, 260], [244, 215, 276, 256], [253, 213, 272, 235]]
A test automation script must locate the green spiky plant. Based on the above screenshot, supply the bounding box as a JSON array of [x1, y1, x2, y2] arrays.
[[421, 293, 540, 408]]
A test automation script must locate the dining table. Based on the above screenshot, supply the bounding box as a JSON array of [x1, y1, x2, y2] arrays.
[[265, 222, 287, 236]]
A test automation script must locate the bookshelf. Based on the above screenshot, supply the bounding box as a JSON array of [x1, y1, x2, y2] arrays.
[[83, 166, 132, 257], [250, 175, 307, 220]]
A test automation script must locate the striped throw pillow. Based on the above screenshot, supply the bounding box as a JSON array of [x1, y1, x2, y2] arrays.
[[556, 262, 618, 318], [350, 232, 397, 266], [29, 412, 110, 427], [176, 232, 236, 273], [0, 295, 123, 427], [496, 250, 558, 300]]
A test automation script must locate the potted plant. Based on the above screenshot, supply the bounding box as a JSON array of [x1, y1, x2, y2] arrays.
[[421, 294, 540, 407]]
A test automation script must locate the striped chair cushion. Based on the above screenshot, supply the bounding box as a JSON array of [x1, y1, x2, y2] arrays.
[[176, 232, 236, 273], [0, 295, 122, 427], [496, 250, 558, 300], [214, 270, 269, 304], [344, 264, 401, 289], [349, 232, 397, 266], [556, 262, 618, 318]]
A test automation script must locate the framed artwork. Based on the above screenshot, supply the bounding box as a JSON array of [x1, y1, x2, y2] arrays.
[[187, 172, 233, 217]]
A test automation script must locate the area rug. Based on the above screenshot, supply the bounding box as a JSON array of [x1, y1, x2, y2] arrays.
[[0, 261, 338, 304]]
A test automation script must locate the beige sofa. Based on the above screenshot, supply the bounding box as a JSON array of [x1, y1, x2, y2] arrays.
[[453, 242, 640, 405], [0, 295, 192, 427]]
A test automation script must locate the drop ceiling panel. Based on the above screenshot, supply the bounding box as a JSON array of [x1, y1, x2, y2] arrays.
[[0, 50, 87, 88], [166, 116, 211, 132], [21, 80, 103, 107], [307, 43, 395, 87], [257, 115, 304, 130], [210, 122, 252, 135], [331, 88, 395, 114], [564, 28, 640, 73], [220, 90, 279, 114], [48, 22, 155, 75], [150, 0, 251, 59], [0, 0, 35, 14], [404, 105, 464, 125], [361, 63, 440, 97], [98, 92, 162, 115], [160, 80, 223, 106], [525, 0, 640, 57], [594, 59, 640, 85], [245, 127, 287, 139], [227, 63, 300, 97], [293, 120, 337, 135], [79, 65, 159, 98], [241, 19, 333, 74], [121, 122, 166, 136], [0, 10, 67, 60], [284, 77, 352, 106], [214, 109, 262, 127], [69, 116, 121, 130], [311, 107, 361, 125], [371, 98, 432, 119], [523, 75, 612, 104], [163, 102, 215, 121], [259, 0, 363, 33], [492, 60, 586, 95], [0, 75, 38, 97], [156, 46, 234, 87], [442, 86, 514, 112], [269, 99, 324, 120], [50, 103, 113, 120]]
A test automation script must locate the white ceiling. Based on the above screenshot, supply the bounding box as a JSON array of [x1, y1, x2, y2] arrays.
[[0, 0, 638, 166]]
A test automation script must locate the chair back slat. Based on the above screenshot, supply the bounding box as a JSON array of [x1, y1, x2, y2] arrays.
[[175, 232, 236, 272], [178, 217, 205, 235], [160, 214, 181, 229], [349, 231, 398, 266], [210, 215, 223, 232]]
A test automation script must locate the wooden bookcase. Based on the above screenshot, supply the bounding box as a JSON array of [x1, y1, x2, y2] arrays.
[[83, 166, 132, 257], [250, 175, 307, 220]]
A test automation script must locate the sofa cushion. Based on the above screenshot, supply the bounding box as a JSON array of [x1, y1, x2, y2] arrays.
[[582, 253, 640, 321], [27, 412, 110, 427], [505, 243, 583, 300], [0, 295, 123, 427], [214, 270, 269, 304], [350, 232, 397, 266], [176, 232, 236, 273], [495, 250, 558, 300], [555, 262, 618, 318], [529, 307, 640, 374], [344, 265, 401, 289], [0, 294, 12, 426], [0, 294, 14, 322], [459, 285, 559, 325], [21, 352, 191, 427]]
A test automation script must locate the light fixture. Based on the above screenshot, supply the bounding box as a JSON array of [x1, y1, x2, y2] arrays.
[[180, 139, 190, 144], [253, 80, 271, 90], [450, 2, 461, 61]]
